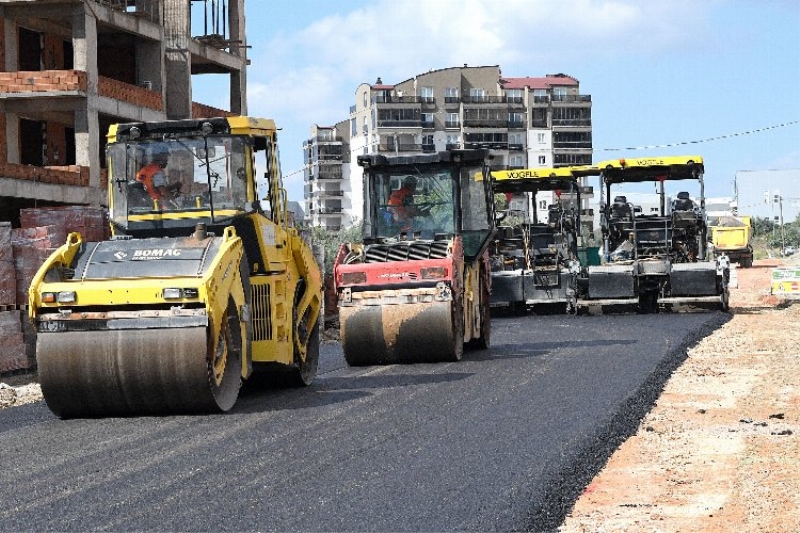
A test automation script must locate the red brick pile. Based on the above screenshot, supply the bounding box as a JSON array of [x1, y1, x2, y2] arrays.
[[0, 206, 108, 375]]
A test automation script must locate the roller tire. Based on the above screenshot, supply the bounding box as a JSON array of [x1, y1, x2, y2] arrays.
[[37, 301, 242, 418]]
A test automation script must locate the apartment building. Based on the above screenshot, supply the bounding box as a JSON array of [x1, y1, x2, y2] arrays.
[[0, 0, 248, 224], [303, 65, 593, 231]]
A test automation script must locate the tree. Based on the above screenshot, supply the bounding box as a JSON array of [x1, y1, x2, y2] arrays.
[[308, 223, 363, 276]]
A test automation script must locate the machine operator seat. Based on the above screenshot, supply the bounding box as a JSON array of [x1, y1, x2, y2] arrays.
[[611, 195, 632, 221], [672, 191, 695, 212]]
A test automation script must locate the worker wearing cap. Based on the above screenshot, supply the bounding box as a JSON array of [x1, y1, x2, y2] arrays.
[[388, 176, 427, 231], [136, 148, 181, 209]]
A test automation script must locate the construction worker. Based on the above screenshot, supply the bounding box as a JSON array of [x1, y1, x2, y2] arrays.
[[136, 147, 181, 209], [388, 176, 428, 230]]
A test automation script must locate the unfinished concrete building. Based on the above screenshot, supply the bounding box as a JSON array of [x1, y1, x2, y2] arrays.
[[0, 0, 248, 225]]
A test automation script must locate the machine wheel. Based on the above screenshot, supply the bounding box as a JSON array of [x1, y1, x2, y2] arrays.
[[208, 300, 245, 411], [286, 281, 320, 386], [720, 286, 730, 312], [638, 291, 659, 314], [468, 274, 491, 350], [444, 301, 465, 362]]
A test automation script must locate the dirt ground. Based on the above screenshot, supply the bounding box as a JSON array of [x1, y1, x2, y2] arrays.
[[560, 258, 800, 533], [3, 259, 799, 533]]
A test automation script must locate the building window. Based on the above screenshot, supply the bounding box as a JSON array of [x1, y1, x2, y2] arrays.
[[422, 113, 434, 127], [552, 87, 568, 101], [537, 133, 546, 144], [469, 87, 486, 102], [533, 89, 548, 103], [445, 86, 459, 103], [505, 89, 523, 103], [351, 118, 357, 137], [362, 117, 368, 136], [446, 112, 460, 128], [446, 134, 460, 149], [363, 91, 368, 107], [538, 155, 546, 165], [509, 155, 524, 168], [420, 86, 434, 103], [539, 200, 547, 210]]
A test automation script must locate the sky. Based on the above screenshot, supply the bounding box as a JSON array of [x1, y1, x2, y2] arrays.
[[190, 0, 800, 204]]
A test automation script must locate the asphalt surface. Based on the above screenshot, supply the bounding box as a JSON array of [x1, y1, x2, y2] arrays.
[[0, 311, 728, 532]]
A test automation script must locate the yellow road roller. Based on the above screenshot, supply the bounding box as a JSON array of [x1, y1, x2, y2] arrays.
[[29, 117, 322, 417]]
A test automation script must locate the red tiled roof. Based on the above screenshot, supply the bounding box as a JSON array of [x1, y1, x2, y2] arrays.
[[371, 84, 395, 90], [500, 74, 579, 90]]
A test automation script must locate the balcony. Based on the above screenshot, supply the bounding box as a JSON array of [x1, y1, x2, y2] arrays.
[[445, 120, 461, 129], [445, 143, 461, 150], [317, 152, 343, 162], [463, 118, 508, 128], [310, 134, 344, 144], [465, 142, 508, 150], [507, 120, 526, 130], [444, 96, 461, 105], [462, 95, 506, 104], [376, 120, 423, 128], [422, 144, 436, 153], [378, 143, 423, 153], [313, 190, 345, 198], [552, 118, 592, 128], [373, 95, 422, 104], [552, 94, 592, 103], [317, 168, 343, 180], [553, 141, 593, 150], [508, 143, 525, 151]]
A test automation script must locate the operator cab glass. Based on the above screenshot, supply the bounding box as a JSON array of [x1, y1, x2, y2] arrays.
[[361, 152, 494, 260], [107, 136, 252, 233], [370, 167, 457, 239]]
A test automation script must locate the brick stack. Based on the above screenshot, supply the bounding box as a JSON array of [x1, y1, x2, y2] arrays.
[[0, 310, 27, 373], [0, 222, 14, 306], [0, 206, 108, 375]]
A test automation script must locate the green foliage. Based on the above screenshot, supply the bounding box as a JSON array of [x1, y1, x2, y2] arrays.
[[307, 223, 363, 275], [750, 216, 774, 237]]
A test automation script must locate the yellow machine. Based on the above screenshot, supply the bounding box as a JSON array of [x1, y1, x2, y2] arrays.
[[709, 215, 753, 267], [28, 117, 322, 417]]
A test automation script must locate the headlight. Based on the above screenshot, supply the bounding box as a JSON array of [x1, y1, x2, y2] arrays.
[[42, 291, 77, 303], [163, 288, 199, 300], [340, 271, 367, 285], [421, 267, 447, 279]]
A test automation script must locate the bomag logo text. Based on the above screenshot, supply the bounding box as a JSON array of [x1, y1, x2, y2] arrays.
[[132, 249, 181, 260]]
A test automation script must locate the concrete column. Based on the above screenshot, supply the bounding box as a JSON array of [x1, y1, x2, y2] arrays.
[[2, 15, 18, 71], [72, 4, 98, 93], [228, 0, 246, 115], [72, 5, 101, 191], [163, 0, 192, 119], [5, 113, 19, 164]]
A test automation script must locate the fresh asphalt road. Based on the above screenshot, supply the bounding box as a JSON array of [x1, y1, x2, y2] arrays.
[[0, 311, 727, 532]]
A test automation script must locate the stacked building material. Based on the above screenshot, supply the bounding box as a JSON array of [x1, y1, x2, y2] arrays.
[[0, 206, 108, 375], [0, 310, 27, 373], [0, 222, 14, 307]]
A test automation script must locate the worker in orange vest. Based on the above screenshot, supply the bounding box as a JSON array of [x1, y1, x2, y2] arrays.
[[136, 147, 181, 209], [388, 176, 429, 231]]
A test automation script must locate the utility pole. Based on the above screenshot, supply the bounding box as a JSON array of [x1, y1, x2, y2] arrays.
[[779, 194, 786, 254]]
